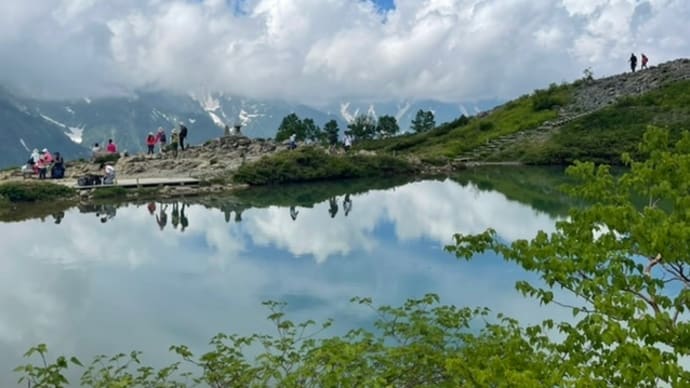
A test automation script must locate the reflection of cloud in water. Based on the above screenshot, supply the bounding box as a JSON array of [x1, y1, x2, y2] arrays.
[[0, 179, 566, 386], [244, 179, 560, 262]]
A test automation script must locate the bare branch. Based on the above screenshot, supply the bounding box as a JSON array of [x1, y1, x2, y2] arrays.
[[645, 253, 662, 276]]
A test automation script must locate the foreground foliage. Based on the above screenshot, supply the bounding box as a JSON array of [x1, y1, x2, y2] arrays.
[[233, 146, 417, 185], [15, 296, 559, 387], [16, 127, 690, 386]]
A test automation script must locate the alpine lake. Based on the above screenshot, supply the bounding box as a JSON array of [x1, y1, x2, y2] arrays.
[[0, 166, 575, 385]]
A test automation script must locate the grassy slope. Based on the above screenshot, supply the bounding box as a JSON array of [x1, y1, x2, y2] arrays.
[[515, 80, 690, 164], [358, 76, 690, 166], [357, 84, 571, 159]]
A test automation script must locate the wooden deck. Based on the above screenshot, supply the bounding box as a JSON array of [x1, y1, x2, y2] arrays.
[[66, 177, 200, 190]]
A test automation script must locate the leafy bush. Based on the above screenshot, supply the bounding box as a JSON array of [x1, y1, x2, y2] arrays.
[[0, 181, 75, 202], [93, 153, 120, 165], [532, 84, 570, 111], [478, 121, 494, 131], [233, 146, 417, 185], [91, 186, 128, 199], [15, 295, 558, 387]]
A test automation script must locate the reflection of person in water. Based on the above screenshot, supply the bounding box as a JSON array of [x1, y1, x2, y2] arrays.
[[343, 194, 352, 217], [147, 202, 156, 215], [328, 197, 338, 218], [235, 209, 242, 223], [181, 203, 189, 232], [52, 211, 65, 224], [290, 206, 299, 221], [171, 202, 180, 229], [156, 203, 168, 231]]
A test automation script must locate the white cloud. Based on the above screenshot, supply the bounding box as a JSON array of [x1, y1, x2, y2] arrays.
[[0, 0, 687, 102]]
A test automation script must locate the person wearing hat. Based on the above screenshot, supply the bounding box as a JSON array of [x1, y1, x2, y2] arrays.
[[146, 132, 157, 155], [170, 129, 180, 157], [41, 148, 53, 164]]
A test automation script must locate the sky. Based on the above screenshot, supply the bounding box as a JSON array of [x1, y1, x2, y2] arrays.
[[0, 0, 688, 104]]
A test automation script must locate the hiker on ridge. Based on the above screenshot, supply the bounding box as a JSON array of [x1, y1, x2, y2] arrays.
[[106, 139, 118, 154], [146, 132, 156, 155], [156, 127, 167, 153], [629, 53, 637, 72], [641, 53, 649, 69], [179, 122, 188, 150]]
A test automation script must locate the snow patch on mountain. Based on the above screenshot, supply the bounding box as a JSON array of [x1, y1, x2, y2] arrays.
[[65, 106, 75, 114], [19, 138, 30, 152], [239, 109, 262, 127], [395, 101, 412, 122], [83, 97, 91, 104], [40, 114, 84, 144], [208, 111, 224, 128], [340, 102, 356, 123]]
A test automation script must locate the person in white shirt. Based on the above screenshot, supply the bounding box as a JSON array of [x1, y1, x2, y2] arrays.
[[103, 164, 116, 184]]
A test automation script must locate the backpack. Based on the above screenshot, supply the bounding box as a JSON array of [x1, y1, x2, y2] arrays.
[[159, 132, 167, 142], [77, 174, 102, 186]]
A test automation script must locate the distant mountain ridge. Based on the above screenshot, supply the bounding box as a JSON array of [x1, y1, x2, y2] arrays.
[[0, 88, 491, 167]]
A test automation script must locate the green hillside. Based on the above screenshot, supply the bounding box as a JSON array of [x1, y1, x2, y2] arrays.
[[358, 59, 690, 165]]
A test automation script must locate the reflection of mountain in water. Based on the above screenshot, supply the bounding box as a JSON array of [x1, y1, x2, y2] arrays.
[[451, 166, 574, 217]]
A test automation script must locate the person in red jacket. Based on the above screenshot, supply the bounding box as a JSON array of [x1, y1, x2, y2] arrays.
[[106, 139, 118, 153], [641, 53, 649, 69], [146, 132, 156, 155]]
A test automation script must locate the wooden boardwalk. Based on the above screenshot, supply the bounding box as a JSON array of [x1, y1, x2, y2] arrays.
[[64, 177, 200, 190]]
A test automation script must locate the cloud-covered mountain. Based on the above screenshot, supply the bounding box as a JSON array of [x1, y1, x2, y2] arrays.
[[0, 87, 88, 168], [0, 87, 493, 168]]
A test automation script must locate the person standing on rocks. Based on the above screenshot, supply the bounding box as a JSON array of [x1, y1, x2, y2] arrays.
[[641, 53, 649, 69], [170, 129, 180, 157], [179, 122, 188, 150], [629, 53, 638, 72], [146, 132, 156, 155], [156, 127, 167, 153]]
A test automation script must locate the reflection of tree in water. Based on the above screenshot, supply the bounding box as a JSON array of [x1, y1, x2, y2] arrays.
[[220, 203, 244, 223], [328, 197, 338, 218], [290, 206, 299, 221], [156, 204, 168, 230], [52, 211, 65, 224], [343, 194, 352, 217]]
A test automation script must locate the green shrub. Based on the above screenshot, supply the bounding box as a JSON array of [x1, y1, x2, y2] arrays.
[[0, 181, 75, 202], [93, 153, 120, 164], [233, 147, 416, 185], [478, 121, 494, 131], [91, 186, 127, 199]]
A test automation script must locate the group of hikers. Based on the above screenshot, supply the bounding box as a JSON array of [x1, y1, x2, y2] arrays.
[[22, 148, 65, 179], [145, 123, 189, 156], [629, 53, 650, 73]]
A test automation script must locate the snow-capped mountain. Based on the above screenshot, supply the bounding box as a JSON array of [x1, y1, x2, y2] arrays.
[[332, 99, 498, 131], [0, 85, 499, 168], [0, 87, 88, 168]]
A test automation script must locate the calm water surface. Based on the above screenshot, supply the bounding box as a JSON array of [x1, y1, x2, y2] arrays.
[[0, 167, 571, 385]]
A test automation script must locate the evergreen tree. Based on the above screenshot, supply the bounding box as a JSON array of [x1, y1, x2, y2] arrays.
[[323, 120, 340, 146], [303, 118, 321, 142], [275, 113, 303, 142], [346, 114, 377, 141], [410, 109, 436, 133], [376, 115, 400, 138]]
